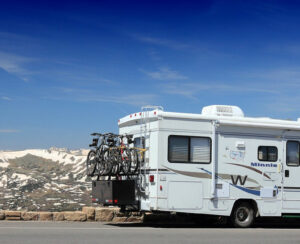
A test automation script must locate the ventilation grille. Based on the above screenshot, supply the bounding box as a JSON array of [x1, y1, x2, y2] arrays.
[[216, 106, 233, 115], [201, 105, 244, 117]]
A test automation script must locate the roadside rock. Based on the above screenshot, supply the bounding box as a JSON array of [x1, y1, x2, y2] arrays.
[[95, 207, 118, 222], [64, 211, 87, 222], [0, 211, 5, 220], [5, 211, 21, 220], [21, 212, 39, 221], [82, 207, 95, 221], [112, 216, 128, 223], [53, 212, 64, 221], [39, 212, 53, 221], [126, 216, 144, 223]]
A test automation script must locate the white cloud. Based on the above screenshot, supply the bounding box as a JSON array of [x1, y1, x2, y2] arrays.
[[85, 94, 157, 107], [0, 51, 36, 80], [1, 96, 11, 101], [48, 87, 158, 107], [133, 35, 190, 50], [142, 67, 188, 80]]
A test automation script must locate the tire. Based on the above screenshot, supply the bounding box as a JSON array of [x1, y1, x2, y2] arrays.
[[121, 148, 131, 175], [96, 153, 106, 176], [108, 148, 119, 175], [86, 150, 97, 176], [130, 149, 139, 173], [231, 202, 255, 228], [101, 149, 112, 175]]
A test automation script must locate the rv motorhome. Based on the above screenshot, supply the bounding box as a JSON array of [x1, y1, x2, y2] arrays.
[[92, 105, 300, 227]]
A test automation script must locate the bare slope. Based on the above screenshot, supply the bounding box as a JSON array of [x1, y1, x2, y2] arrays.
[[0, 148, 91, 211]]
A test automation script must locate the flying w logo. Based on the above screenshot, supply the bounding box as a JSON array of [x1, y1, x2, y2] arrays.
[[230, 175, 247, 185]]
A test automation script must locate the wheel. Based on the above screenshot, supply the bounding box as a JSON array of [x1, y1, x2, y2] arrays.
[[121, 148, 131, 175], [130, 148, 139, 173], [231, 202, 255, 228], [86, 150, 97, 176], [107, 148, 119, 176], [96, 155, 106, 176], [101, 149, 112, 175]]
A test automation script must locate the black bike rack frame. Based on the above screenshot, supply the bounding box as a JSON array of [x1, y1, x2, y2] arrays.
[[92, 180, 139, 208]]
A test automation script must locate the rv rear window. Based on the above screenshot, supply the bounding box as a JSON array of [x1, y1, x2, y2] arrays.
[[287, 141, 300, 166], [168, 136, 211, 164], [258, 146, 278, 162], [134, 137, 145, 149]]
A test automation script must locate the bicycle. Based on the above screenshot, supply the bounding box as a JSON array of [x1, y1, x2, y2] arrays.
[[86, 132, 115, 177], [119, 134, 134, 174], [87, 132, 146, 177]]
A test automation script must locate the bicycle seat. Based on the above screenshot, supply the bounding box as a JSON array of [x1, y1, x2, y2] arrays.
[[107, 138, 115, 143], [128, 139, 134, 144]]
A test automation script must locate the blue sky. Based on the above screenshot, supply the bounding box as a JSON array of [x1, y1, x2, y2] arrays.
[[1, 0, 300, 149]]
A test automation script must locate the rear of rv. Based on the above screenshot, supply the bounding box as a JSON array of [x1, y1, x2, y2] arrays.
[[91, 107, 162, 211]]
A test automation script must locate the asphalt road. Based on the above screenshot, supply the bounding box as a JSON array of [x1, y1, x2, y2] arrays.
[[1, 221, 300, 244]]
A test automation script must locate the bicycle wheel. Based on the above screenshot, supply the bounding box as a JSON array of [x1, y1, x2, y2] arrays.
[[130, 148, 139, 173], [101, 149, 112, 175], [96, 156, 106, 176], [121, 148, 131, 175], [86, 150, 97, 176], [110, 149, 120, 175]]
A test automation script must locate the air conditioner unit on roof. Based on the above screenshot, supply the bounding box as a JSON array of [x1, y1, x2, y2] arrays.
[[201, 105, 244, 117]]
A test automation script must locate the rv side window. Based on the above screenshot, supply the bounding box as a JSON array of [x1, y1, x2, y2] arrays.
[[168, 136, 211, 164], [258, 146, 278, 162], [190, 137, 211, 163], [168, 136, 189, 162], [287, 141, 300, 166]]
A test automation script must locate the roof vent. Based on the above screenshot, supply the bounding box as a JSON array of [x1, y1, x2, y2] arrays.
[[202, 105, 244, 117]]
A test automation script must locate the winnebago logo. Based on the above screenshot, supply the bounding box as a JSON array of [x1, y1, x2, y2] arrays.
[[251, 162, 277, 168], [231, 175, 247, 185]]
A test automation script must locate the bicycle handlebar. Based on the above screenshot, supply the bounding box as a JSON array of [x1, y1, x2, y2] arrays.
[[91, 132, 119, 137], [91, 132, 102, 136]]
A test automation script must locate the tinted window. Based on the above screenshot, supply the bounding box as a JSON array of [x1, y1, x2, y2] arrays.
[[134, 137, 145, 149], [169, 136, 189, 162], [258, 146, 278, 162], [190, 137, 211, 163], [287, 141, 299, 166], [168, 136, 211, 164]]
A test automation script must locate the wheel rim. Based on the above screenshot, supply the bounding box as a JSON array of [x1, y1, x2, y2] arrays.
[[236, 207, 250, 223]]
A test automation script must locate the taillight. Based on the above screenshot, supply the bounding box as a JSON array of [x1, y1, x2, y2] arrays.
[[149, 175, 154, 182]]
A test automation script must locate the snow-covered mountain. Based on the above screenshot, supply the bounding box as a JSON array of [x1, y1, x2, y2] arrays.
[[0, 148, 92, 211]]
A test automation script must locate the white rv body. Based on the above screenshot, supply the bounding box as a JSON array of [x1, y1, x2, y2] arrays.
[[118, 105, 300, 217]]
